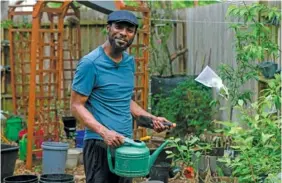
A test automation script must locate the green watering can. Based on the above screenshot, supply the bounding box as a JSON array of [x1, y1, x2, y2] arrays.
[[107, 137, 169, 177]]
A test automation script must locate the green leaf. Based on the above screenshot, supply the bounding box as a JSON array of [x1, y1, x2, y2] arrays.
[[238, 99, 244, 106], [180, 145, 188, 151], [268, 81, 276, 89], [165, 150, 173, 154], [227, 5, 237, 15], [174, 138, 181, 143], [255, 114, 259, 121], [245, 136, 254, 144], [166, 154, 175, 159], [261, 133, 274, 144], [230, 145, 240, 149]]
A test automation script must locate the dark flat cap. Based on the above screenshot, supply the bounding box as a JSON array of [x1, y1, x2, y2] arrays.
[[107, 10, 138, 27]]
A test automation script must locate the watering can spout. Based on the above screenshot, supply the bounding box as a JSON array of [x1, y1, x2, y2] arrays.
[[149, 140, 169, 169]]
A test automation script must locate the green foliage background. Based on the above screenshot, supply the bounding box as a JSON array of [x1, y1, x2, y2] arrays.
[[152, 77, 214, 137]]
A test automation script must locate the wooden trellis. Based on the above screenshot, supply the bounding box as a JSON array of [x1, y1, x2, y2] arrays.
[[8, 2, 33, 117], [8, 0, 81, 169]]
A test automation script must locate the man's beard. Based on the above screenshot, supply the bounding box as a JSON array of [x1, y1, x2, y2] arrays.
[[108, 34, 134, 52]]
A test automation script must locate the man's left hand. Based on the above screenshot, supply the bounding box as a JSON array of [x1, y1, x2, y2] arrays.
[[152, 116, 170, 133]]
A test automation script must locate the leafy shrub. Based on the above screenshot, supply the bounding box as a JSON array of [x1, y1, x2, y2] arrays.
[[217, 74, 281, 183], [152, 77, 214, 137]]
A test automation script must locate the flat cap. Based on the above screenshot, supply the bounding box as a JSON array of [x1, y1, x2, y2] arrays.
[[107, 10, 138, 27]]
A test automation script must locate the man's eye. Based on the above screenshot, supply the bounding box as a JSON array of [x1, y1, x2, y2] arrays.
[[127, 28, 135, 33], [115, 25, 122, 29]]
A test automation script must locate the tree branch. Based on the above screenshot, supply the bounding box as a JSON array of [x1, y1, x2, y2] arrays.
[[170, 48, 188, 62]]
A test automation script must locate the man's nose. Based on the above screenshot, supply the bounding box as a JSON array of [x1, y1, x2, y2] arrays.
[[119, 28, 127, 36]]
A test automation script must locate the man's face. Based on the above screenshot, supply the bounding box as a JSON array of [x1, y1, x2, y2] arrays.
[[107, 22, 137, 52]]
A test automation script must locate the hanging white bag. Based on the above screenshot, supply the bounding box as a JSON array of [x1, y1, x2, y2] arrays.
[[195, 66, 229, 100]]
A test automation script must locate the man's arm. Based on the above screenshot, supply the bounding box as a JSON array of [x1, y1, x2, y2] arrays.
[[70, 90, 124, 147], [130, 100, 168, 132], [130, 100, 155, 118]]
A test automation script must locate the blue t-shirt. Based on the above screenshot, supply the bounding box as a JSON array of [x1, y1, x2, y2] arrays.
[[72, 46, 135, 140]]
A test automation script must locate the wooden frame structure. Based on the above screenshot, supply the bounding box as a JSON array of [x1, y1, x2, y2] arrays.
[[8, 0, 81, 169]]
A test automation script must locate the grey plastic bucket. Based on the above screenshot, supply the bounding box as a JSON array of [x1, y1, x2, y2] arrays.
[[3, 175, 38, 183], [41, 142, 69, 174], [39, 174, 74, 183]]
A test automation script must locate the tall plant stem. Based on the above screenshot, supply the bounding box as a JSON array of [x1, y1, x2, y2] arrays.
[[246, 153, 257, 182]]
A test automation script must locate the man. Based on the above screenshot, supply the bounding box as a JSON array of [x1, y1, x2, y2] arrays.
[[70, 10, 169, 183]]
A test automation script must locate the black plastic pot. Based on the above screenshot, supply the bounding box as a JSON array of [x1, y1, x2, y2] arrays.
[[258, 61, 278, 79], [151, 75, 189, 96], [62, 116, 76, 138], [209, 147, 224, 156], [150, 162, 171, 183], [3, 175, 38, 183], [1, 144, 19, 180], [151, 75, 189, 111], [39, 174, 74, 183]]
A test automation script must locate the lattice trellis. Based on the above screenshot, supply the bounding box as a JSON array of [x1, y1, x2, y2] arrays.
[[8, 0, 81, 169], [9, 27, 31, 117]]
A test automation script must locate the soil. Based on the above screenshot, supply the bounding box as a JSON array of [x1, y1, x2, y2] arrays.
[[14, 159, 188, 183]]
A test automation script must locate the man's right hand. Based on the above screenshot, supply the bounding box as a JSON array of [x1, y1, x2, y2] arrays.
[[101, 129, 124, 147]]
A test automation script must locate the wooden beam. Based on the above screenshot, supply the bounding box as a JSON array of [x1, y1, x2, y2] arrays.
[[26, 1, 43, 170]]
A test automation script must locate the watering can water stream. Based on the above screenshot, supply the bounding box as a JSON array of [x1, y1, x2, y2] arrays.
[[107, 137, 169, 177]]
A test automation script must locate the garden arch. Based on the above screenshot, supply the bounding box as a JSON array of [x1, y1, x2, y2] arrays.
[[8, 0, 81, 169], [9, 0, 150, 169]]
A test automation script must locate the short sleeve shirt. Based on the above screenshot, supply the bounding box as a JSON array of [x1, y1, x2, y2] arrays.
[[72, 46, 135, 140]]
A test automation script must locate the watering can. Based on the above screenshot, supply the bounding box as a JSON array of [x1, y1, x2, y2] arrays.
[[107, 137, 169, 177]]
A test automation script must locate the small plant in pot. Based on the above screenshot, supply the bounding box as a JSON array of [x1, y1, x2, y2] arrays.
[[166, 136, 202, 180]]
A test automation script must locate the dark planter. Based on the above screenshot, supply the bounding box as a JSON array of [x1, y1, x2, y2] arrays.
[[3, 175, 38, 183], [149, 162, 170, 183], [258, 61, 278, 79], [62, 116, 76, 138], [151, 75, 189, 97], [40, 174, 74, 183], [209, 147, 224, 156], [151, 75, 189, 111], [147, 140, 176, 182], [1, 144, 19, 180]]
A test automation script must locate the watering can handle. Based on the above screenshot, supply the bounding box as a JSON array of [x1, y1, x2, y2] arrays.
[[124, 137, 144, 147], [107, 147, 116, 174]]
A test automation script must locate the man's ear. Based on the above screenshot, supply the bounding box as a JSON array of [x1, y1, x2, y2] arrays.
[[106, 24, 111, 33]]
